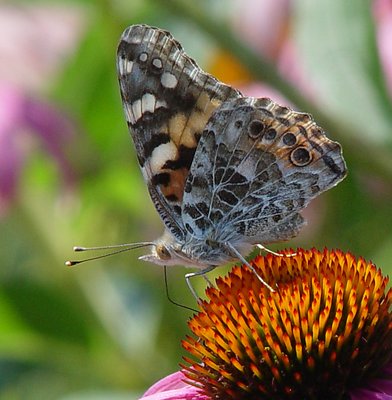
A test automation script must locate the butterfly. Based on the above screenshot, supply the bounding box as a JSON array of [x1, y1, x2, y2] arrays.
[[114, 24, 346, 296]]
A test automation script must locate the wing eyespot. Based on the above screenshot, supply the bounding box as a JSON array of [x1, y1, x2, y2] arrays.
[[264, 128, 277, 141], [290, 146, 312, 166], [282, 132, 297, 147], [248, 119, 265, 139]]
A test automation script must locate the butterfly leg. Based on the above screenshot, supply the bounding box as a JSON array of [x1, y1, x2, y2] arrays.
[[256, 244, 297, 257], [202, 273, 215, 287], [185, 265, 216, 301], [225, 242, 276, 292]]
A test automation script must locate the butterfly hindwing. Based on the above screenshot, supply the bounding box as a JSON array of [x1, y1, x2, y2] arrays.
[[182, 97, 346, 246], [117, 25, 241, 240]]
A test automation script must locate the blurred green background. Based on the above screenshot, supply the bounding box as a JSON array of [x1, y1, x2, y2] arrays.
[[1, 0, 391, 398]]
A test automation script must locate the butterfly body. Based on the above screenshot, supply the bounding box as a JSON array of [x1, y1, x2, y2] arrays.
[[116, 24, 347, 273], [139, 229, 242, 268]]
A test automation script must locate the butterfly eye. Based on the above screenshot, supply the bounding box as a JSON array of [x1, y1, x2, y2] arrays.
[[290, 146, 312, 166], [156, 244, 171, 260], [248, 120, 265, 139], [282, 132, 297, 147]]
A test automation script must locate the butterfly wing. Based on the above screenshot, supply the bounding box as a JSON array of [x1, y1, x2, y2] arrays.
[[182, 97, 347, 249], [117, 25, 241, 241]]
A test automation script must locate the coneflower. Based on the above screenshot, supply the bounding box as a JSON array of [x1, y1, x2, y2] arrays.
[[142, 249, 392, 400]]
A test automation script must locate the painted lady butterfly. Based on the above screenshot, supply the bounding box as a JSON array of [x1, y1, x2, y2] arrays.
[[115, 24, 346, 295]]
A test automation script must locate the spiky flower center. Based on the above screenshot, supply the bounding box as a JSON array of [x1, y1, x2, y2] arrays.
[[182, 249, 392, 399]]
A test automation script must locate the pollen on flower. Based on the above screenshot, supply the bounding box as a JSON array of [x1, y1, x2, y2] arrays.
[[181, 248, 392, 400]]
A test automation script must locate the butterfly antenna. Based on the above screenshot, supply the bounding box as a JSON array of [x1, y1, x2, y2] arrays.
[[65, 242, 154, 266], [163, 266, 198, 312]]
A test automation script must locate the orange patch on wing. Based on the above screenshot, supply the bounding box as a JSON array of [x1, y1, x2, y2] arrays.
[[160, 168, 188, 201]]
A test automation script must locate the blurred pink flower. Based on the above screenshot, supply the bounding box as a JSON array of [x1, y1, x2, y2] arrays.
[[219, 0, 392, 239], [0, 4, 85, 216], [0, 84, 76, 215], [141, 371, 207, 400], [0, 4, 85, 91], [231, 0, 313, 98], [231, 0, 392, 102], [374, 0, 392, 97], [231, 0, 290, 59]]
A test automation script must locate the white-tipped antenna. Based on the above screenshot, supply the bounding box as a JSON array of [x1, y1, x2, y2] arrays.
[[65, 242, 154, 266]]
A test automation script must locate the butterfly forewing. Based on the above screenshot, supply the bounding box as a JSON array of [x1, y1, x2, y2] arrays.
[[117, 24, 241, 241]]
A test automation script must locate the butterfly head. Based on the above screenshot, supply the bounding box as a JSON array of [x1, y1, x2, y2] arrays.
[[138, 230, 195, 267]]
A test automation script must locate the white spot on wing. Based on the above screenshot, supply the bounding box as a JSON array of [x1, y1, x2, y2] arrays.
[[188, 67, 198, 81], [152, 57, 163, 69], [161, 72, 178, 89], [131, 99, 142, 122], [123, 104, 135, 124], [150, 141, 177, 174], [118, 57, 133, 75], [156, 99, 167, 109], [171, 48, 182, 68], [125, 60, 133, 74], [145, 28, 159, 47], [141, 93, 156, 114], [139, 52, 148, 63], [247, 97, 257, 106]]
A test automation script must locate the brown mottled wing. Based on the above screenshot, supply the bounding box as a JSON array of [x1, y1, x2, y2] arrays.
[[182, 97, 347, 247], [117, 25, 241, 240]]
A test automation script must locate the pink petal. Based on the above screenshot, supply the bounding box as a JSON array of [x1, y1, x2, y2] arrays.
[[141, 387, 207, 400], [365, 379, 392, 396], [143, 371, 190, 395], [350, 388, 392, 400], [141, 371, 208, 400], [350, 362, 392, 399]]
